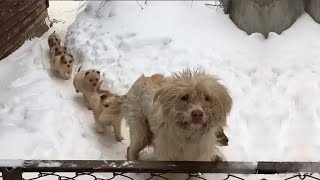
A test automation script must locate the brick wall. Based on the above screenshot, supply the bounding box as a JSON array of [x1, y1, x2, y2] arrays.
[[0, 0, 49, 60]]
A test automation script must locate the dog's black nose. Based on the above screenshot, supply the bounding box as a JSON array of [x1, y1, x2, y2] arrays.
[[191, 109, 203, 123], [67, 65, 70, 67], [93, 83, 97, 86]]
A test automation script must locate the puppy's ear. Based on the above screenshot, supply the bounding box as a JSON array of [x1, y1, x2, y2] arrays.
[[85, 71, 89, 76]]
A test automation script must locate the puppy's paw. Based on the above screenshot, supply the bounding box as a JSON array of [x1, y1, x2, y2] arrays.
[[96, 126, 105, 133], [211, 155, 223, 162]]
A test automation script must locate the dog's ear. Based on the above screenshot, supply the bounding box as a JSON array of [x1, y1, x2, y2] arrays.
[[205, 76, 233, 126], [85, 71, 89, 76], [153, 86, 169, 104]]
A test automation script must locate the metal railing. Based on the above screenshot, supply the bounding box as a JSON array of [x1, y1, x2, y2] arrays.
[[1, 160, 320, 180]]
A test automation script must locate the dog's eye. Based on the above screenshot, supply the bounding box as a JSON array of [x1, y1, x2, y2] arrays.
[[104, 104, 109, 108], [181, 94, 189, 101], [205, 95, 211, 102], [90, 79, 93, 82]]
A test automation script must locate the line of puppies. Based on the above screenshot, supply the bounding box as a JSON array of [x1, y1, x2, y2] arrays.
[[48, 32, 232, 162], [48, 31, 74, 80], [48, 32, 124, 142]]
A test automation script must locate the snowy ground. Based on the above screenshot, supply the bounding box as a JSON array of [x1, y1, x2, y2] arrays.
[[1, 0, 320, 179]]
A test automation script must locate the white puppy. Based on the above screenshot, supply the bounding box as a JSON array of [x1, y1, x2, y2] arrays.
[[50, 53, 74, 80], [73, 69, 100, 110], [123, 69, 232, 161]]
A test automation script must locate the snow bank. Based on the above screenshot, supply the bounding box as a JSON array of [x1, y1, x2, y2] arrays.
[[65, 1, 320, 162], [0, 39, 100, 160]]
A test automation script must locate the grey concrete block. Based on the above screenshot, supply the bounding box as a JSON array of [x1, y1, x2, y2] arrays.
[[229, 0, 304, 38], [305, 0, 320, 24]]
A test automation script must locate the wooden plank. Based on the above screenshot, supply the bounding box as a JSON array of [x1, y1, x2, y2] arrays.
[[0, 0, 45, 39], [0, 0, 39, 25], [0, 9, 48, 60], [0, 3, 47, 47]]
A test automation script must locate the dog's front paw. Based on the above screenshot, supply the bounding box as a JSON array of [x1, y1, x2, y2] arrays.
[[211, 155, 223, 162]]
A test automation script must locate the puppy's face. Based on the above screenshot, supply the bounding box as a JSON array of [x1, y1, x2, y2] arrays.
[[154, 69, 232, 135], [48, 36, 60, 48], [60, 54, 74, 73], [52, 46, 67, 56], [84, 70, 100, 88], [99, 94, 123, 112]]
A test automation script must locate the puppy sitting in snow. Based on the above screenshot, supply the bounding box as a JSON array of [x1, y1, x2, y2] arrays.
[[73, 68, 101, 110], [123, 69, 232, 161], [89, 81, 125, 142], [50, 53, 74, 80]]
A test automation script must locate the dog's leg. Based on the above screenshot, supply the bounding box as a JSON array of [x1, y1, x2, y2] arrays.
[[112, 119, 124, 142], [126, 115, 151, 160], [83, 94, 92, 110], [95, 121, 105, 133]]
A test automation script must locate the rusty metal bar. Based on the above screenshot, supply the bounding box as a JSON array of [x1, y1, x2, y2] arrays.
[[0, 160, 320, 175]]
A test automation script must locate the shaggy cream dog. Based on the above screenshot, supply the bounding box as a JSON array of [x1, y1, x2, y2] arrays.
[[48, 31, 62, 49], [123, 69, 232, 161], [50, 53, 74, 80], [89, 81, 125, 142], [73, 69, 100, 110]]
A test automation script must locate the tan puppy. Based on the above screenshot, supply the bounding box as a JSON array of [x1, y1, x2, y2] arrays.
[[50, 53, 74, 80], [73, 69, 100, 110], [123, 69, 232, 161], [89, 82, 125, 142], [48, 31, 62, 49]]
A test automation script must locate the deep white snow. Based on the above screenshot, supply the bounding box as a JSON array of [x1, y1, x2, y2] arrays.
[[1, 0, 320, 179]]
